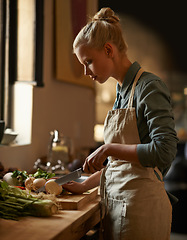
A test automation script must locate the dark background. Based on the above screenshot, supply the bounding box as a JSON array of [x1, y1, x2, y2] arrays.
[[99, 0, 187, 73]]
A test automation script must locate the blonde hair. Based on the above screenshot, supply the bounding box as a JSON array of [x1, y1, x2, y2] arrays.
[[73, 8, 128, 53]]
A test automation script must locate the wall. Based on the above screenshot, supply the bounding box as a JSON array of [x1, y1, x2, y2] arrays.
[[121, 15, 174, 83], [0, 0, 96, 171]]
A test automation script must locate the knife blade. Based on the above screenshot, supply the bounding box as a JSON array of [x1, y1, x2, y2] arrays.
[[35, 167, 83, 193], [35, 158, 108, 193]]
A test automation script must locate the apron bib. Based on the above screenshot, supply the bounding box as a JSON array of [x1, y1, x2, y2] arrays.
[[100, 68, 172, 240]]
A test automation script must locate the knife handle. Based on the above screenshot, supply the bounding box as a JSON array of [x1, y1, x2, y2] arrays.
[[81, 158, 108, 172], [103, 158, 108, 166]]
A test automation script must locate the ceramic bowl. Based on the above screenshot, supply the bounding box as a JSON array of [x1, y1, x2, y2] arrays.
[[1, 129, 18, 145]]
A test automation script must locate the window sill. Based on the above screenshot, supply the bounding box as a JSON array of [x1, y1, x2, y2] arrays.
[[0, 142, 31, 148]]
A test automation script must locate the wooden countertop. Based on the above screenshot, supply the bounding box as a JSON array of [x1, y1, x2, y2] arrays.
[[0, 196, 101, 240]]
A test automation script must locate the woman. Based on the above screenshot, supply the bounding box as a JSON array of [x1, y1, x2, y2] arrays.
[[63, 8, 178, 240]]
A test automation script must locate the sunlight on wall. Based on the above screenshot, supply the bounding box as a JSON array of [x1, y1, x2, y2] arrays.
[[12, 82, 33, 145]]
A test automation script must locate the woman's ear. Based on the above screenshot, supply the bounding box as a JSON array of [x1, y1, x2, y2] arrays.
[[104, 43, 114, 58]]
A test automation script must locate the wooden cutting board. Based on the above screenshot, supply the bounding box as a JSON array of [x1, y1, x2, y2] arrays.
[[56, 187, 98, 210]]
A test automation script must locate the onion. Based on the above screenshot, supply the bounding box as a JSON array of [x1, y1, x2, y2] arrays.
[[33, 178, 46, 190], [45, 179, 62, 196]]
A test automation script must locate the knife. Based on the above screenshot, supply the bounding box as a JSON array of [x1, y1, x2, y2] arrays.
[[35, 158, 108, 193]]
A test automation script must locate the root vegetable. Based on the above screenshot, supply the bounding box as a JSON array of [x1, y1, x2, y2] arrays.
[[27, 199, 58, 217], [33, 178, 46, 190], [0, 180, 58, 220], [45, 179, 62, 196], [3, 172, 18, 186], [25, 177, 35, 190]]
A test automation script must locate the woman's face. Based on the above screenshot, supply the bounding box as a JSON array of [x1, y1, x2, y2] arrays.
[[74, 44, 114, 84]]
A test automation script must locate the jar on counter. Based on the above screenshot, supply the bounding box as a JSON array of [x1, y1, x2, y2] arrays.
[[47, 130, 72, 172]]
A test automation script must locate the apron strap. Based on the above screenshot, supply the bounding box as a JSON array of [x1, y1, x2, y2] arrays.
[[127, 68, 144, 108]]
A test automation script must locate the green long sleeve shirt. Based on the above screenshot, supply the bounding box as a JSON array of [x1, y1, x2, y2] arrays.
[[113, 62, 178, 177]]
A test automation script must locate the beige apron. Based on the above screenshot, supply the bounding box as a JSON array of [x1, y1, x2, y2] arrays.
[[100, 68, 172, 240]]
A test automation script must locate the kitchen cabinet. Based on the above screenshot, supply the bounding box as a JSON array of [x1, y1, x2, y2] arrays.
[[0, 196, 101, 240]]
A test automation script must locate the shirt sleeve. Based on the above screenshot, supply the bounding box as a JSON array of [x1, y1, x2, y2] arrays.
[[136, 78, 178, 175]]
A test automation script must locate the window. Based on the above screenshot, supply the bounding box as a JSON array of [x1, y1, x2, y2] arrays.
[[0, 0, 44, 144], [17, 0, 44, 86], [0, 0, 5, 120], [0, 0, 11, 125]]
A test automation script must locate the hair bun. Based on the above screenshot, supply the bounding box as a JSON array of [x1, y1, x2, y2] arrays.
[[92, 7, 119, 24]]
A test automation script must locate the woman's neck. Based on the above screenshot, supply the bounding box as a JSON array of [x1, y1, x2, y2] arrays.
[[113, 55, 132, 86]]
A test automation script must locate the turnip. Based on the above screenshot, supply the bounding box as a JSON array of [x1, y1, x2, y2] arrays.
[[25, 177, 35, 190], [45, 179, 62, 195], [33, 178, 46, 190], [3, 172, 18, 186]]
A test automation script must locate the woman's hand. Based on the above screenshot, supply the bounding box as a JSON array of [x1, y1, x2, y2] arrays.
[[62, 171, 102, 194], [83, 143, 139, 174], [83, 145, 109, 173], [62, 181, 86, 194]]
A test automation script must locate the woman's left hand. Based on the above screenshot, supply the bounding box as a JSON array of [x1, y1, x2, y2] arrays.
[[83, 145, 108, 173], [62, 181, 86, 194]]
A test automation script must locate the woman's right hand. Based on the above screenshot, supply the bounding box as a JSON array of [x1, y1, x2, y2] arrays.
[[83, 145, 108, 173]]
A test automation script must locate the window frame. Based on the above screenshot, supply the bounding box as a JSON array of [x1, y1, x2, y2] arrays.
[[0, 0, 6, 120], [0, 0, 44, 125]]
